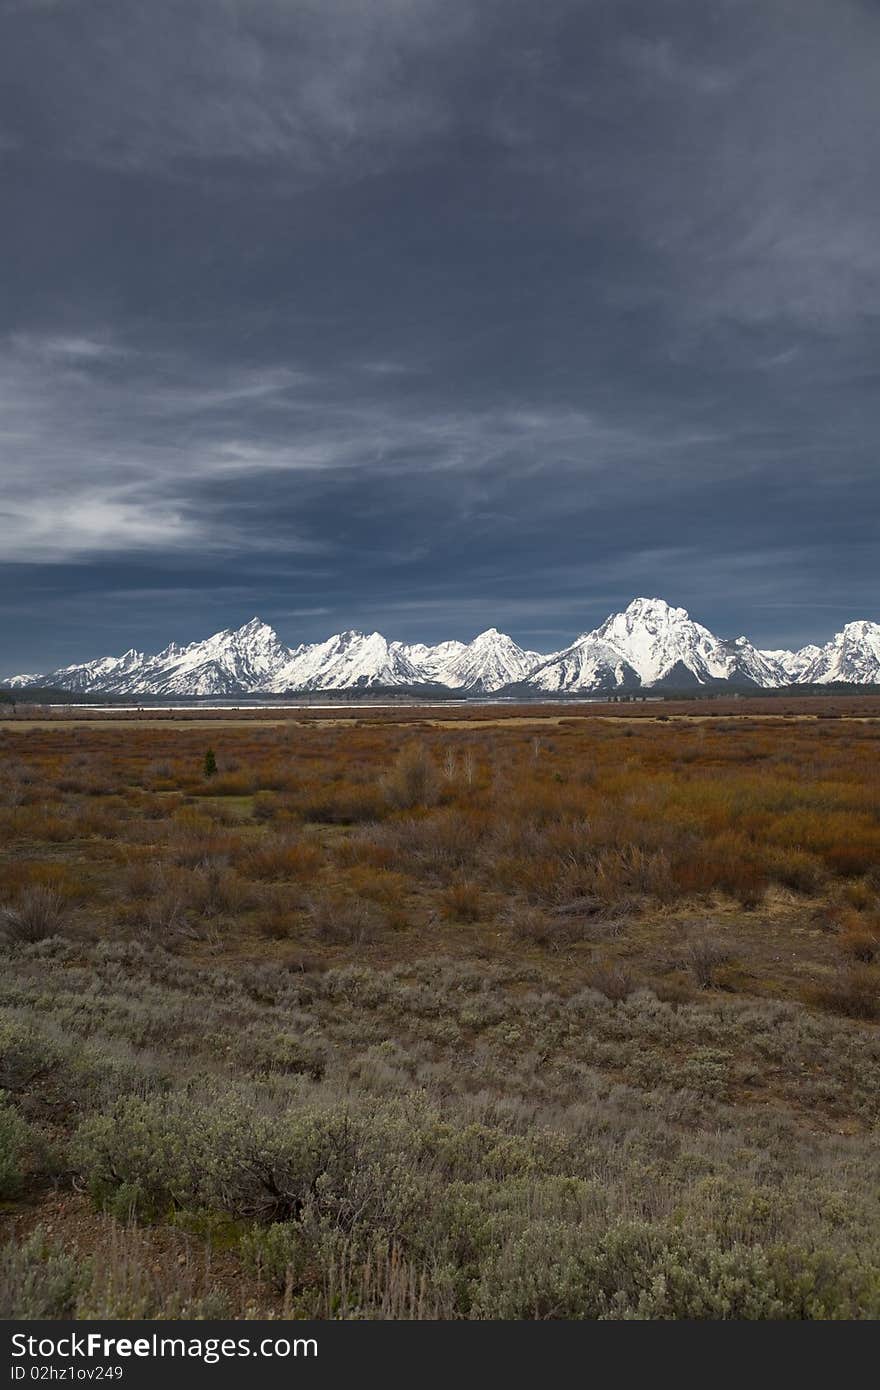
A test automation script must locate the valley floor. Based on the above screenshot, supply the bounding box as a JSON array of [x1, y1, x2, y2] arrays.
[[2, 708, 880, 1318]]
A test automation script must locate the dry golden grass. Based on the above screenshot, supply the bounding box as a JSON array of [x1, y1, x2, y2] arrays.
[[1, 709, 878, 1010]]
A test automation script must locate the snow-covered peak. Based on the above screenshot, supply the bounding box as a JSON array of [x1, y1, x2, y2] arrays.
[[592, 597, 729, 686], [841, 619, 880, 642], [133, 617, 291, 694], [269, 629, 422, 691], [204, 616, 281, 647], [2, 673, 43, 689], [402, 638, 467, 665], [759, 648, 794, 663], [16, 646, 149, 694], [526, 598, 786, 692], [429, 628, 543, 692], [222, 616, 283, 655], [622, 596, 688, 622], [798, 622, 880, 685], [760, 645, 822, 681], [526, 637, 640, 693]]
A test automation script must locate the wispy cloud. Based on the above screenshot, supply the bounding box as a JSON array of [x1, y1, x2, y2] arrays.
[[0, 324, 706, 563], [11, 334, 130, 363], [0, 492, 203, 562]]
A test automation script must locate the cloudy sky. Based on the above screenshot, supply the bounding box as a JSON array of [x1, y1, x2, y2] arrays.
[[2, 0, 879, 673]]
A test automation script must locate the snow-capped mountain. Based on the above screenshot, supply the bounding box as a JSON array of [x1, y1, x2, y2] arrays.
[[3, 672, 44, 689], [523, 598, 784, 692], [796, 622, 880, 685], [400, 639, 468, 685], [33, 619, 292, 698], [34, 647, 149, 695], [521, 636, 641, 693], [763, 645, 823, 682], [395, 632, 542, 692], [421, 629, 542, 693], [3, 622, 547, 697], [141, 618, 291, 696], [268, 628, 541, 694], [268, 630, 425, 692], [5, 600, 880, 696]]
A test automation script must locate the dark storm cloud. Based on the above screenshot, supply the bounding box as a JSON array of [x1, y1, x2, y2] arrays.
[[1, 0, 879, 670]]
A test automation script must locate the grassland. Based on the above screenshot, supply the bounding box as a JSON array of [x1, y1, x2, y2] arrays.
[[1, 703, 880, 1319]]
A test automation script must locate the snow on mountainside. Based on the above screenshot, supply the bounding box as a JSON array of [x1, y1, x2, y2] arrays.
[[597, 598, 733, 684], [268, 630, 425, 692], [761, 645, 823, 681], [138, 618, 291, 696], [267, 627, 540, 693], [41, 619, 291, 697], [797, 622, 880, 685], [524, 598, 782, 692], [401, 639, 468, 685], [6, 601, 880, 695], [3, 673, 44, 689], [431, 629, 542, 693], [37, 648, 148, 695], [398, 632, 541, 692], [525, 637, 640, 693]]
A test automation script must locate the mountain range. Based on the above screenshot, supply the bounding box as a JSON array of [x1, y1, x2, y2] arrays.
[[5, 598, 880, 697]]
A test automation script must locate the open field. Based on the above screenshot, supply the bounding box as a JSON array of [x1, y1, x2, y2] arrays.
[[2, 710, 880, 1318], [5, 692, 880, 723]]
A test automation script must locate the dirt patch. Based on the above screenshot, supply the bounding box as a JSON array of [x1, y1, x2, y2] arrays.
[[2, 1191, 283, 1319]]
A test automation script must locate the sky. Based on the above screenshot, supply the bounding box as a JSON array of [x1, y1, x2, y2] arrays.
[[2, 0, 879, 674]]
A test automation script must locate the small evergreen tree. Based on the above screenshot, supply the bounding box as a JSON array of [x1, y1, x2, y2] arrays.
[[204, 747, 217, 779]]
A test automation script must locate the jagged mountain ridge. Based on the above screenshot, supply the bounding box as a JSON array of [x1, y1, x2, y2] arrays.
[[4, 621, 541, 696], [798, 622, 880, 685], [6, 598, 880, 695], [417, 628, 543, 693], [523, 598, 789, 693]]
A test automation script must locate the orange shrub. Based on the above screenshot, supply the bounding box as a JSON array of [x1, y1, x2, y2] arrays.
[[255, 905, 303, 940], [809, 967, 879, 1020], [296, 783, 385, 824], [333, 832, 398, 871], [671, 832, 768, 908], [836, 909, 880, 963], [242, 838, 324, 883], [306, 890, 387, 944], [380, 742, 441, 810], [0, 861, 89, 902], [340, 866, 410, 904], [823, 841, 880, 877], [440, 880, 486, 922]]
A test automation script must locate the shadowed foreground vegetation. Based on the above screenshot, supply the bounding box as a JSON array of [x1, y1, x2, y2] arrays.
[[1, 710, 880, 1318]]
